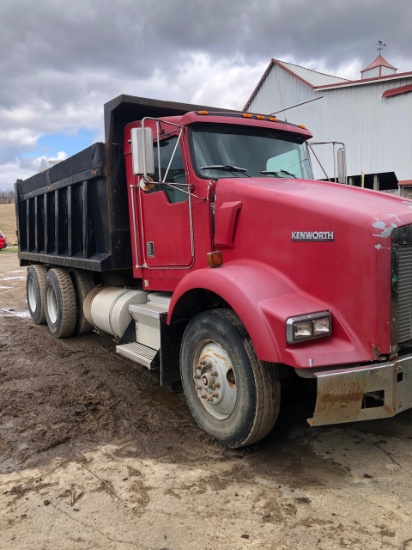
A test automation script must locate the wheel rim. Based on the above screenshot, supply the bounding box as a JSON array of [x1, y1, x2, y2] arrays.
[[192, 340, 237, 420], [27, 278, 37, 313], [46, 286, 58, 324]]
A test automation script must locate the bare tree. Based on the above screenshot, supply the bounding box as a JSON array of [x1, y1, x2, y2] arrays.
[[0, 190, 15, 204]]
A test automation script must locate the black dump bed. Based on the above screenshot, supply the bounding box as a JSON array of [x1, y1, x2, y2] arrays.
[[15, 94, 223, 272], [15, 142, 127, 271]]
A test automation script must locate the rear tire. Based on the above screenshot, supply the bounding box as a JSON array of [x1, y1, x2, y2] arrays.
[[69, 269, 95, 335], [45, 268, 77, 338], [26, 265, 47, 325], [180, 309, 281, 448]]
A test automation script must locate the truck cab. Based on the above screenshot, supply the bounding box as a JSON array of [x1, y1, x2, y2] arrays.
[[123, 111, 313, 288]]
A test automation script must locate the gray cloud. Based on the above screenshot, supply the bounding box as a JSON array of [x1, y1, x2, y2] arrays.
[[0, 0, 411, 188]]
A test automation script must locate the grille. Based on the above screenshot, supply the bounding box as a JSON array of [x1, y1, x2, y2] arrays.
[[397, 246, 412, 343]]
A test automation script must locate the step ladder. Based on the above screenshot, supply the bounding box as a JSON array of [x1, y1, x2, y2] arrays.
[[115, 293, 171, 369]]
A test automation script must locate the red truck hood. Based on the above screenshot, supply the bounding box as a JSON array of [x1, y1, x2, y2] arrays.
[[215, 176, 412, 233], [213, 177, 412, 366]]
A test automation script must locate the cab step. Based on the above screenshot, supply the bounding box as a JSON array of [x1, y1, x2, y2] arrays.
[[115, 342, 158, 369], [115, 293, 171, 370]]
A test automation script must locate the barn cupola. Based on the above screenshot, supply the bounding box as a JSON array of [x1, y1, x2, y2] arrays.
[[361, 41, 397, 79]]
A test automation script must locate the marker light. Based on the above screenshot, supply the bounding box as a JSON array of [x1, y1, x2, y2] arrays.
[[256, 115, 265, 120], [286, 311, 332, 344], [207, 251, 223, 268], [298, 124, 306, 129], [268, 116, 277, 122], [198, 111, 209, 115], [242, 113, 253, 118]]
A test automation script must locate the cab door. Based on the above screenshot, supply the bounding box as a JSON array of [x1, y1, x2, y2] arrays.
[[139, 133, 193, 269]]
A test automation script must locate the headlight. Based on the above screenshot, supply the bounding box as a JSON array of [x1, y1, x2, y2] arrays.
[[286, 311, 332, 344]]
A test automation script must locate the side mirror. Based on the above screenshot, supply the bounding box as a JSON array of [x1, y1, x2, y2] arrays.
[[337, 147, 347, 184], [131, 127, 155, 176]]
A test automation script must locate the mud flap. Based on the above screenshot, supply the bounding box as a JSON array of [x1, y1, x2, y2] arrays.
[[159, 319, 186, 387]]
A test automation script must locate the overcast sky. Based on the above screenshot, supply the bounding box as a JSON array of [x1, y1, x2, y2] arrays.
[[1, 0, 411, 191]]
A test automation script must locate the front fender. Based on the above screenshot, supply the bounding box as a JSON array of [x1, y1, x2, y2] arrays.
[[168, 260, 330, 365]]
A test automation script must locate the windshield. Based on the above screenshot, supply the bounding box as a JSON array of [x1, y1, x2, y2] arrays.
[[190, 123, 313, 180]]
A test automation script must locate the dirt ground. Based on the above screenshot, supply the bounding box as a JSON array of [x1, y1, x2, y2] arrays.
[[1, 253, 412, 549]]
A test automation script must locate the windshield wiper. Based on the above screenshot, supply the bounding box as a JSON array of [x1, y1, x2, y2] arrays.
[[260, 170, 297, 178], [201, 165, 250, 177]]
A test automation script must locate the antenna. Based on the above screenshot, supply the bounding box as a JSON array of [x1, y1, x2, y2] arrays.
[[377, 40, 386, 53], [268, 95, 323, 116]]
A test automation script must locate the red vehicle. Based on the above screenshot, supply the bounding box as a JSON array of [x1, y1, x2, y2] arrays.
[[0, 230, 7, 250], [14, 95, 412, 448]]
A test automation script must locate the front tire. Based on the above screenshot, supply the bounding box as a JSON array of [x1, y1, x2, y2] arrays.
[[180, 309, 280, 448], [45, 268, 77, 338]]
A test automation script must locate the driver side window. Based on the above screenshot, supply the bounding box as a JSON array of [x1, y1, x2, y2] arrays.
[[152, 136, 188, 204]]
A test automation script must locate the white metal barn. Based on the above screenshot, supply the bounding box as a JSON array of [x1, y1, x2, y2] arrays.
[[244, 55, 412, 191]]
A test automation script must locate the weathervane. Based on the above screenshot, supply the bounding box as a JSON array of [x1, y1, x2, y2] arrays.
[[377, 40, 386, 53]]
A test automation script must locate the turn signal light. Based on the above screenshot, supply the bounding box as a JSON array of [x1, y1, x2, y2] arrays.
[[207, 251, 223, 268]]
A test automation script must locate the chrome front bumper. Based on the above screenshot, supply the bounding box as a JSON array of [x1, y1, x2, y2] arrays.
[[305, 354, 412, 426]]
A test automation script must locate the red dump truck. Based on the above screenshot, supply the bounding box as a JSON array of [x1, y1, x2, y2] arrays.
[[15, 94, 412, 448]]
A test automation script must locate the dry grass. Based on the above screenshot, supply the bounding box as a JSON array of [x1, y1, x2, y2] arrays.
[[0, 203, 18, 245]]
